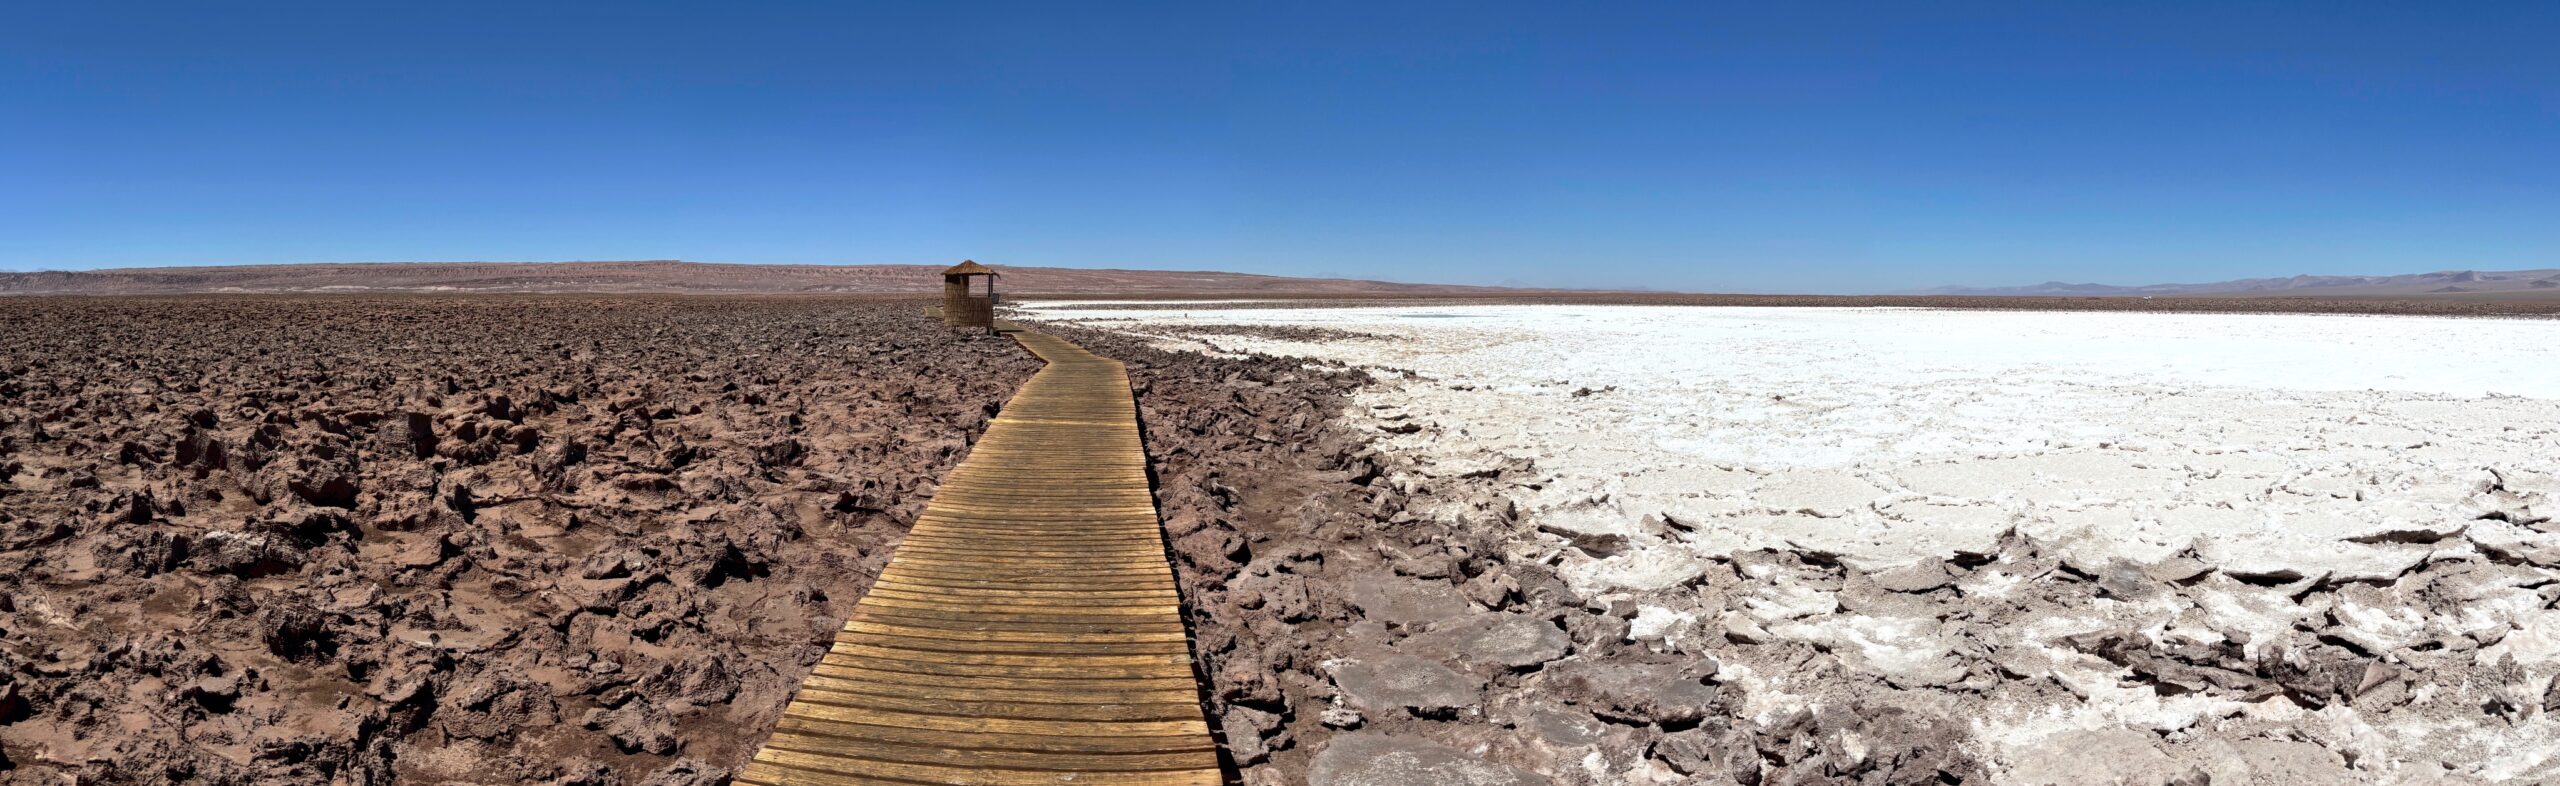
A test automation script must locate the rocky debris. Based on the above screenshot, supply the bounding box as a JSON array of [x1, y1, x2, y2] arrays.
[[585, 700, 680, 755], [1307, 733, 1549, 786], [1542, 660, 1721, 726], [1645, 725, 1759, 782], [637, 758, 730, 786], [1346, 574, 1473, 626], [2178, 739, 2357, 783], [2005, 729, 2205, 786], [1328, 654, 1485, 718], [1223, 704, 1290, 766], [1521, 706, 1607, 746], [437, 665, 560, 742], [2061, 630, 2373, 706], [1047, 319, 1996, 785], [1869, 557, 1953, 593], [1050, 320, 1946, 785], [0, 296, 1036, 784], [1748, 703, 1985, 785], [1401, 612, 1571, 670]]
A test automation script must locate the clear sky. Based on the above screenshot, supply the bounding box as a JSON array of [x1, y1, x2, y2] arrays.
[[4, 2, 2553, 292]]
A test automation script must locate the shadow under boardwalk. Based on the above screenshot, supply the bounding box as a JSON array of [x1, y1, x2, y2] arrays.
[[737, 328, 1222, 786]]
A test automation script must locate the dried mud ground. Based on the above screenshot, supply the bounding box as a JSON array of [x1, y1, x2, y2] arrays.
[[0, 296, 1038, 784]]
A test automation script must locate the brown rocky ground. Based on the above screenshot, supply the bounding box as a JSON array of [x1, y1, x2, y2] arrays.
[[0, 296, 1037, 784], [0, 262, 1526, 297]]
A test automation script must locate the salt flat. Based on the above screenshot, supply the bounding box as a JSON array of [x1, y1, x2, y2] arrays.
[[1032, 302, 2560, 784], [1030, 304, 2559, 581]]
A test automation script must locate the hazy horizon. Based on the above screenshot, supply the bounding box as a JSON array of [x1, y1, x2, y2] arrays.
[[9, 258, 2560, 297]]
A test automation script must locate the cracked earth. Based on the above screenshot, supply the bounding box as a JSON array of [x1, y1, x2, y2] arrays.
[[1032, 303, 2560, 785]]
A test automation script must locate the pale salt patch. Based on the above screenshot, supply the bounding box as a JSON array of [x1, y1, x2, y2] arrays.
[[1709, 661, 1812, 726], [1770, 614, 1966, 686], [1626, 605, 1700, 652], [1026, 303, 2560, 587], [1743, 582, 1839, 622]]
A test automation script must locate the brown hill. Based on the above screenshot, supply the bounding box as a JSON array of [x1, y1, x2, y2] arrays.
[[0, 260, 1529, 296]]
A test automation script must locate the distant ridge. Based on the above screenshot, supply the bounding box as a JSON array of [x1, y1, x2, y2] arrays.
[[1923, 268, 2560, 297], [0, 260, 1530, 296]]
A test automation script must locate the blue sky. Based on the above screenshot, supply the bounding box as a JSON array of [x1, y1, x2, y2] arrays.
[[3, 2, 2553, 292]]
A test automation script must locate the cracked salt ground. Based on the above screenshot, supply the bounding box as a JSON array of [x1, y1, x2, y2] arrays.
[[1031, 303, 2560, 784]]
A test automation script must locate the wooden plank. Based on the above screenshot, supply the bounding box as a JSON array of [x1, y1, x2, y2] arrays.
[[741, 326, 1223, 784], [865, 577, 1182, 593], [810, 662, 1198, 693], [863, 580, 1178, 600], [831, 632, 1191, 657], [818, 651, 1194, 681], [747, 745, 1219, 786], [771, 714, 1212, 755], [761, 726, 1215, 770], [778, 701, 1208, 742], [856, 596, 1179, 618], [886, 545, 1171, 561], [780, 687, 1201, 722], [893, 534, 1166, 548], [852, 605, 1183, 629], [789, 679, 1200, 711]]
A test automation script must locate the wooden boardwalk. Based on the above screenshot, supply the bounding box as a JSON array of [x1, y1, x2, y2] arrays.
[[738, 327, 1222, 786]]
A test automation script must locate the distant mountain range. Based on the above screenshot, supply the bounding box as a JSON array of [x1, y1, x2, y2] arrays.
[[16, 261, 2558, 300], [0, 261, 1529, 296], [1924, 268, 2560, 297]]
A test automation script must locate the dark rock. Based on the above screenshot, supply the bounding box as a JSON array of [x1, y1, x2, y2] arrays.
[[1232, 571, 1316, 623], [1460, 571, 1522, 610], [1870, 558, 1952, 593], [585, 701, 679, 755], [1346, 575, 1472, 626], [1307, 733, 1549, 786], [1538, 523, 1629, 558], [1545, 661, 1721, 725], [1329, 654, 1484, 717], [375, 411, 436, 459], [1403, 612, 1571, 670], [638, 758, 728, 786], [438, 667, 560, 741], [194, 530, 307, 578], [1757, 703, 1984, 784], [1224, 705, 1286, 766], [1392, 550, 1455, 579], [256, 595, 337, 662], [1524, 706, 1606, 746], [287, 473, 360, 509], [755, 438, 806, 468]]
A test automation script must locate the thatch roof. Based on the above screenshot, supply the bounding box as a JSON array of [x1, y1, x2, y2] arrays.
[[943, 260, 997, 276]]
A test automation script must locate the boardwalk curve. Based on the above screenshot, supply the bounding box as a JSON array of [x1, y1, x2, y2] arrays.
[[738, 327, 1222, 786]]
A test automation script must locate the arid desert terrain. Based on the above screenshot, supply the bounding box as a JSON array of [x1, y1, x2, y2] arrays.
[[0, 297, 1041, 784], [1024, 301, 2560, 785], [5, 293, 2558, 786]]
